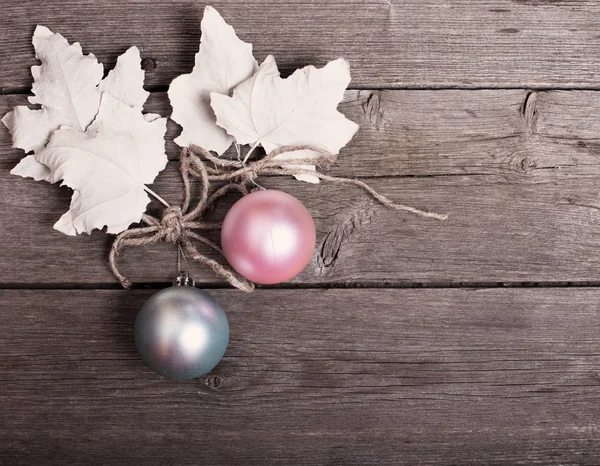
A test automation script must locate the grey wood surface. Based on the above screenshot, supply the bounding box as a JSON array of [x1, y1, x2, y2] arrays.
[[3, 91, 600, 285], [7, 89, 600, 177], [3, 1, 600, 89], [2, 1, 600, 464], [2, 288, 600, 466]]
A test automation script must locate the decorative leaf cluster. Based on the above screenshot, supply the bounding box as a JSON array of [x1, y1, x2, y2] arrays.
[[2, 27, 168, 235], [169, 7, 359, 184], [3, 7, 358, 235]]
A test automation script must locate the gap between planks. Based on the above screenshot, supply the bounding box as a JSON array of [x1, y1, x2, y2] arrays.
[[5, 281, 600, 291], [9, 85, 600, 95]]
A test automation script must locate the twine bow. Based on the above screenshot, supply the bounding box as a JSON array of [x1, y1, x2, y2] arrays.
[[159, 206, 186, 243], [108, 146, 253, 292], [109, 144, 447, 291]]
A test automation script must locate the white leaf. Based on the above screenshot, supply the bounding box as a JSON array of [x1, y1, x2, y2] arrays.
[[2, 25, 103, 154], [144, 113, 162, 122], [98, 46, 150, 108], [11, 154, 52, 181], [3, 30, 154, 183], [168, 6, 257, 154], [271, 150, 320, 184], [210, 55, 359, 183], [2, 107, 53, 182], [35, 93, 168, 235]]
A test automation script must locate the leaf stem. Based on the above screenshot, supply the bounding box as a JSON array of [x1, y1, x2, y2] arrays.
[[243, 140, 261, 163], [144, 186, 170, 208]]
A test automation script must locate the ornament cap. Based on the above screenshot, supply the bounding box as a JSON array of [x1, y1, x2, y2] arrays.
[[174, 275, 195, 287]]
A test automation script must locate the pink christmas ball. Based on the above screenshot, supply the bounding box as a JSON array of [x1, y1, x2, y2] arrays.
[[221, 190, 316, 284]]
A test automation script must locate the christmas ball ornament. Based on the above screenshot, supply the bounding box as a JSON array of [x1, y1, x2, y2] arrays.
[[221, 189, 316, 284], [134, 279, 229, 380]]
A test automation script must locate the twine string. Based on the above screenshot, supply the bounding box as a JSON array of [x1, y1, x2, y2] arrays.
[[188, 144, 448, 221], [109, 144, 447, 291], [109, 147, 254, 292]]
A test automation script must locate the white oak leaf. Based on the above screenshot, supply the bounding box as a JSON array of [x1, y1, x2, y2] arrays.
[[168, 6, 257, 154], [35, 93, 168, 236], [1, 25, 103, 155], [98, 46, 150, 108], [210, 55, 359, 183]]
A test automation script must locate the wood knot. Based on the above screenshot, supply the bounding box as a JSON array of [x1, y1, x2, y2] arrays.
[[509, 153, 537, 174], [318, 202, 374, 270], [522, 91, 538, 136], [363, 91, 384, 130], [160, 206, 186, 243], [141, 57, 157, 71], [206, 376, 222, 389]]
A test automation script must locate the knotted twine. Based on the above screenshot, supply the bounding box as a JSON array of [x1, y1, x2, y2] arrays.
[[109, 144, 448, 291]]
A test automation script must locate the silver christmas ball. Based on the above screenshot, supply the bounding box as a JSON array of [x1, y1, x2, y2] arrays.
[[134, 284, 229, 380]]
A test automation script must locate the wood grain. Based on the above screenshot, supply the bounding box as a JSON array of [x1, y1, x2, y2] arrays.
[[6, 89, 600, 178], [6, 163, 600, 286], [2, 1, 600, 90], [4, 1, 600, 464], [1, 288, 600, 465], [3, 91, 600, 285]]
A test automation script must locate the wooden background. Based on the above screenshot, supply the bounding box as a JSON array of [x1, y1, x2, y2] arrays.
[[2, 1, 600, 464]]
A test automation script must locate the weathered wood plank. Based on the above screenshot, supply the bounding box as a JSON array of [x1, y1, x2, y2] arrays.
[[5, 90, 600, 178], [2, 1, 600, 89], [2, 90, 600, 285], [1, 288, 599, 465], [4, 160, 600, 285]]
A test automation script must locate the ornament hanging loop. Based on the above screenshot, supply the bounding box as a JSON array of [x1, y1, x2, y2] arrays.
[[176, 241, 194, 287]]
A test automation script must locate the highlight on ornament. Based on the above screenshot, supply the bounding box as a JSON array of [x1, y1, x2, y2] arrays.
[[2, 6, 447, 380]]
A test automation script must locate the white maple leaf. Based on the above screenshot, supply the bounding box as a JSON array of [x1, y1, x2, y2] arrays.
[[210, 55, 359, 183], [35, 93, 168, 235], [2, 25, 150, 182], [168, 6, 257, 154], [10, 154, 52, 181], [2, 25, 103, 155], [98, 46, 150, 108]]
